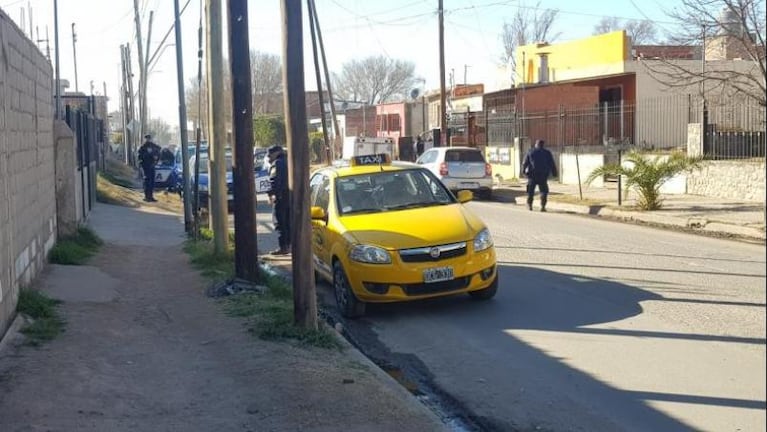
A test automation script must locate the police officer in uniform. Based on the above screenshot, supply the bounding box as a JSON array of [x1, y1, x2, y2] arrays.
[[267, 145, 290, 255], [138, 134, 161, 202]]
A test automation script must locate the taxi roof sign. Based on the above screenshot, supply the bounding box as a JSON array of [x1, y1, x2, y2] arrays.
[[350, 153, 391, 167]]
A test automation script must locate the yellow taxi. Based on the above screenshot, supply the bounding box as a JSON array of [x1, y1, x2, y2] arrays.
[[309, 154, 498, 318]]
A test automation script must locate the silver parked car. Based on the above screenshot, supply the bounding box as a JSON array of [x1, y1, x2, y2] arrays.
[[416, 146, 493, 200]]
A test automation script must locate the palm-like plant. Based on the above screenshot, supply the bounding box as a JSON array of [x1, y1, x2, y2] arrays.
[[585, 151, 703, 210]]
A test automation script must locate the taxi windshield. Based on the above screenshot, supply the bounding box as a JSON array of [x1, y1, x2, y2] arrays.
[[335, 169, 455, 215]]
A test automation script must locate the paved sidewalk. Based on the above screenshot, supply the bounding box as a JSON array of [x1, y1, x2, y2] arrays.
[[493, 181, 766, 242], [0, 203, 448, 432]]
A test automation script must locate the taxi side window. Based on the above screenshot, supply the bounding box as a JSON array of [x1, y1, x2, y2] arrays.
[[310, 173, 330, 211]]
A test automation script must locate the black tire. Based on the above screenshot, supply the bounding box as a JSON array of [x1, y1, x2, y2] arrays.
[[469, 274, 498, 300], [333, 261, 366, 318], [480, 189, 493, 201]]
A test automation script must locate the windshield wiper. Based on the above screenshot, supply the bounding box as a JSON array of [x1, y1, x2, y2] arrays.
[[343, 208, 383, 215]]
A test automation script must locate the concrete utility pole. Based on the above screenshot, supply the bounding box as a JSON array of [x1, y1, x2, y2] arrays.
[[53, 0, 60, 119], [174, 0, 193, 233], [227, 0, 258, 283], [307, 0, 331, 164], [125, 43, 138, 166], [308, 0, 341, 161], [120, 46, 129, 163], [71, 23, 78, 92], [132, 0, 146, 142], [143, 10, 154, 121], [206, 0, 229, 253], [438, 0, 447, 147], [280, 0, 317, 329]]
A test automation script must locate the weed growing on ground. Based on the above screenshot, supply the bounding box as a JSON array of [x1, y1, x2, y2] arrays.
[[16, 289, 65, 345], [48, 227, 103, 265], [184, 236, 339, 349], [222, 274, 341, 350]]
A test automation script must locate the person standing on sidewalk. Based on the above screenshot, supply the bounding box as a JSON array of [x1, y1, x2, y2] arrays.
[[137, 134, 161, 202], [522, 139, 558, 212], [267, 145, 291, 255]]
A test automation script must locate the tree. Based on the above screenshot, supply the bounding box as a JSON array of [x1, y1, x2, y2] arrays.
[[250, 51, 283, 114], [644, 0, 766, 106], [253, 115, 286, 148], [593, 17, 658, 44], [146, 116, 173, 146], [585, 151, 703, 210], [332, 56, 418, 105], [501, 1, 561, 84]]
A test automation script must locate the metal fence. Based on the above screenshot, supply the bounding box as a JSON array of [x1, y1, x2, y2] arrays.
[[480, 95, 765, 160], [704, 99, 766, 160]]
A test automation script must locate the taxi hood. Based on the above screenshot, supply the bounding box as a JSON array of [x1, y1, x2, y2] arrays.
[[340, 203, 486, 249]]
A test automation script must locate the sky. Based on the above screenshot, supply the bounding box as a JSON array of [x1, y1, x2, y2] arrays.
[[1, 0, 681, 130]]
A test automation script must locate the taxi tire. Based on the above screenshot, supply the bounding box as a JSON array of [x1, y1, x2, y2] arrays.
[[333, 261, 366, 318], [468, 275, 498, 300]]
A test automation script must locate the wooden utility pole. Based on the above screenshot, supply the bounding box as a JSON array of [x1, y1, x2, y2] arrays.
[[438, 0, 447, 147], [280, 0, 317, 329], [206, 0, 229, 252], [308, 0, 341, 161], [227, 0, 258, 282], [173, 0, 193, 232], [307, 0, 331, 164]]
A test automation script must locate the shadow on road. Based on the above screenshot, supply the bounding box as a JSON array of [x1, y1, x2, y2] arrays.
[[333, 264, 764, 431]]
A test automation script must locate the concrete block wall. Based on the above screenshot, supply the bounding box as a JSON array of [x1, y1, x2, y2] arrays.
[[559, 153, 605, 188], [687, 160, 766, 202], [0, 11, 56, 337]]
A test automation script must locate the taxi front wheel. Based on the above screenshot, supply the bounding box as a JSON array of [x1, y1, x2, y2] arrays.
[[333, 261, 366, 318], [468, 275, 498, 300]]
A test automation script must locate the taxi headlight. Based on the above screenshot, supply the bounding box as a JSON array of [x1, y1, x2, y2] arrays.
[[350, 245, 392, 264], [473, 228, 493, 252]]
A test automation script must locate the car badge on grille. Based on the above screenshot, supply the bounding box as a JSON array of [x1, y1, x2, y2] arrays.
[[429, 247, 441, 258]]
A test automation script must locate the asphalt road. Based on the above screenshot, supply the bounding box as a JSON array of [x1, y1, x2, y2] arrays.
[[337, 202, 767, 432]]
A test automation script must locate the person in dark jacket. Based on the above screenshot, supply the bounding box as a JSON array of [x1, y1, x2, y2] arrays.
[[267, 145, 290, 255], [137, 134, 161, 202], [522, 139, 558, 212]]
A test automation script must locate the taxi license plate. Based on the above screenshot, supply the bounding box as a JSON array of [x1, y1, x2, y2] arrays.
[[423, 266, 454, 283]]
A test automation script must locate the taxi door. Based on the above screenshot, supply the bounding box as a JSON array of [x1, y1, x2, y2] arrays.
[[309, 173, 333, 280]]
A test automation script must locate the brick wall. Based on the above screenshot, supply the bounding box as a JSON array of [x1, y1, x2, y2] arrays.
[[0, 10, 56, 337]]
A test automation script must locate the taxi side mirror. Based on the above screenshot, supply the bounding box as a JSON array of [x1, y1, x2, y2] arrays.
[[456, 190, 473, 203], [310, 206, 327, 221]]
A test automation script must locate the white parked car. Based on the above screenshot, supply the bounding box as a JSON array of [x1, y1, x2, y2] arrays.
[[416, 146, 493, 200]]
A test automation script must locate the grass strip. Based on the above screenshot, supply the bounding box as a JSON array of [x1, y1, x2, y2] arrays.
[[48, 227, 103, 265], [184, 236, 339, 349], [16, 289, 65, 345]]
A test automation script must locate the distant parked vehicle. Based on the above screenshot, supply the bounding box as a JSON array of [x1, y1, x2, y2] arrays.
[[416, 146, 493, 200]]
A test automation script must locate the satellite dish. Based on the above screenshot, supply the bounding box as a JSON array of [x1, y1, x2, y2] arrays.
[[410, 88, 420, 100], [341, 101, 349, 111]]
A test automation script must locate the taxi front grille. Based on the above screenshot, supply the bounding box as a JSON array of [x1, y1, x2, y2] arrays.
[[402, 276, 470, 296], [399, 242, 467, 263]]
